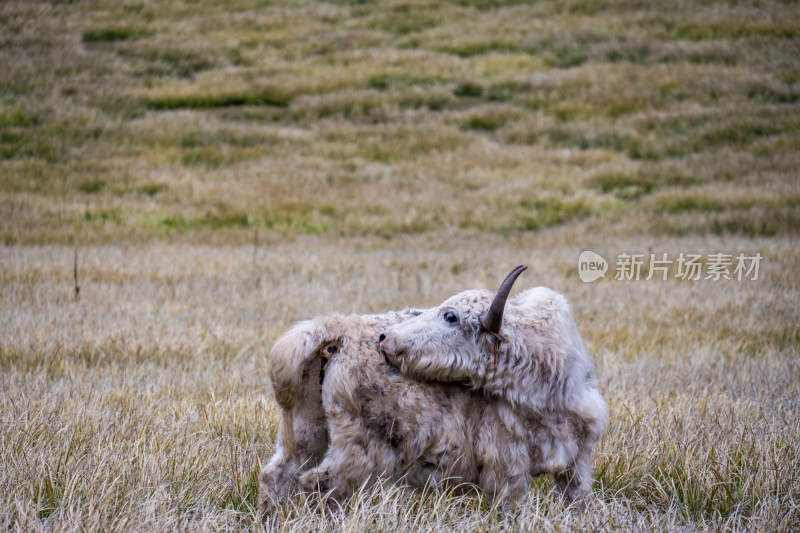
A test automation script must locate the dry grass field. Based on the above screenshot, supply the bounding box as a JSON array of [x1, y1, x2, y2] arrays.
[[1, 0, 799, 531]]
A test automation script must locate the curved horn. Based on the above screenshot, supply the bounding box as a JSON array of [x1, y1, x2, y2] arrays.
[[479, 265, 528, 334]]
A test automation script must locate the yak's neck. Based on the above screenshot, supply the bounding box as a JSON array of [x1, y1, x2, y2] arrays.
[[481, 342, 567, 415]]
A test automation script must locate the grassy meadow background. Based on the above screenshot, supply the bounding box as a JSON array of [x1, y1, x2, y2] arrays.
[[1, 0, 799, 531]]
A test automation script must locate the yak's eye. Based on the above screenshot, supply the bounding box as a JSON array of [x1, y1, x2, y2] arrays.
[[443, 310, 459, 324]]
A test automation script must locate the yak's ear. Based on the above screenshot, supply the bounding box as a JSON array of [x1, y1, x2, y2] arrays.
[[479, 265, 527, 335]]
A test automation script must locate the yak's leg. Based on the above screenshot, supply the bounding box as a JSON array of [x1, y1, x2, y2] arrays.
[[553, 440, 595, 504], [297, 445, 372, 501], [476, 409, 531, 512], [258, 449, 300, 523], [553, 468, 590, 504], [298, 410, 394, 501], [554, 392, 607, 504]]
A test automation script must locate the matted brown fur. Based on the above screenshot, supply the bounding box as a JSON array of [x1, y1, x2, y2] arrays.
[[258, 310, 481, 521]]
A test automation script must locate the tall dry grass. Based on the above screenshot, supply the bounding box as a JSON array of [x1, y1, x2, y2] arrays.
[[2, 233, 798, 531], [1, 0, 799, 530]]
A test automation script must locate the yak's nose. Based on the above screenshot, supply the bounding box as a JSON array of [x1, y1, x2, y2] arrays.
[[379, 332, 397, 355]]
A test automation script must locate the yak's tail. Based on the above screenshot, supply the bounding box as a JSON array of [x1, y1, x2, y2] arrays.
[[268, 315, 350, 460]]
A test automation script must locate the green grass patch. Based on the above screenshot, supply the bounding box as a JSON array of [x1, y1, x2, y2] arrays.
[[77, 179, 106, 194], [542, 44, 589, 69], [177, 128, 273, 168], [131, 183, 166, 197], [291, 92, 385, 121], [510, 108, 799, 161], [652, 195, 723, 214], [743, 81, 800, 104], [592, 170, 703, 200], [0, 115, 105, 162], [179, 149, 227, 168], [699, 118, 792, 148], [652, 196, 800, 237], [0, 130, 25, 159], [367, 73, 442, 90], [82, 208, 124, 226], [453, 82, 484, 98], [143, 89, 291, 110], [296, 87, 455, 122], [434, 39, 520, 58], [660, 208, 800, 238], [396, 89, 453, 111], [78, 204, 341, 237], [326, 125, 467, 163], [463, 196, 602, 233], [365, 5, 445, 35], [180, 130, 266, 149], [460, 109, 517, 132], [485, 80, 531, 102], [122, 47, 218, 77], [82, 26, 150, 43], [515, 197, 595, 231], [158, 212, 253, 232], [603, 43, 652, 64], [671, 19, 798, 41], [0, 107, 41, 128], [540, 126, 641, 156]]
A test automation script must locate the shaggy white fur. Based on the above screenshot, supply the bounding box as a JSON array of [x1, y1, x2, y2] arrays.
[[259, 310, 481, 522], [261, 269, 608, 521], [381, 276, 608, 503]]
